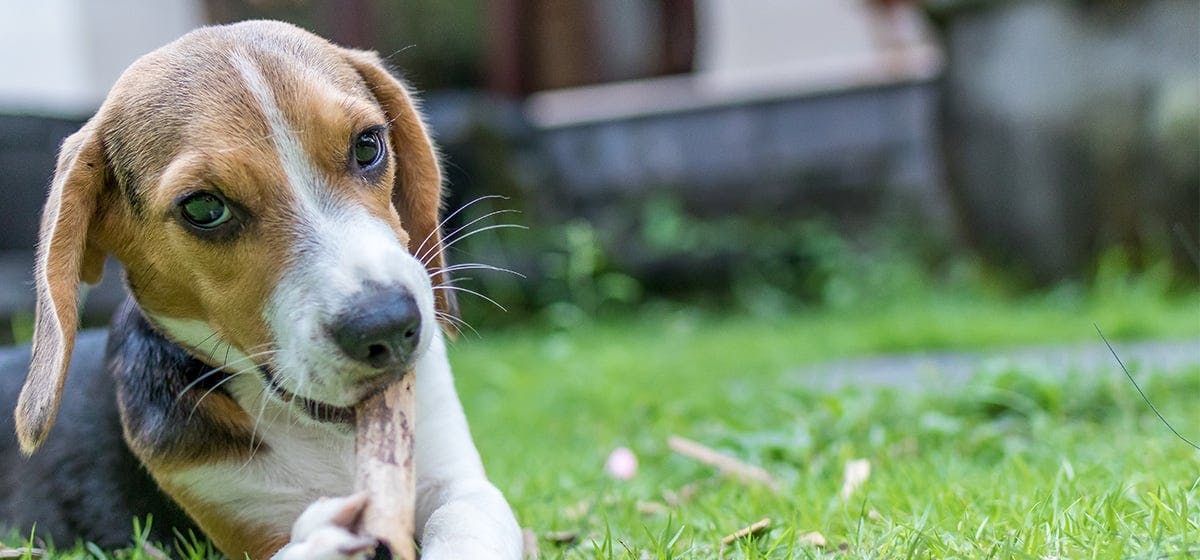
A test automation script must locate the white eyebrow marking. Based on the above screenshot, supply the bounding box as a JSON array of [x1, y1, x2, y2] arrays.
[[230, 52, 325, 216]]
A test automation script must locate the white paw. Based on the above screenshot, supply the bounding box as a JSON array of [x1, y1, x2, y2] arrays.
[[419, 484, 524, 560], [274, 493, 378, 560]]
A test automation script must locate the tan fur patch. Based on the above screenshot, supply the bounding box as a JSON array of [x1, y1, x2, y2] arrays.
[[158, 479, 289, 559]]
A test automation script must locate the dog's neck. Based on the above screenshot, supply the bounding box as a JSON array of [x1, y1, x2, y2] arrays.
[[104, 296, 350, 468], [104, 297, 357, 549]]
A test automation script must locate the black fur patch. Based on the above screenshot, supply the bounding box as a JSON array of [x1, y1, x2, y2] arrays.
[[0, 319, 199, 547], [107, 298, 260, 465]]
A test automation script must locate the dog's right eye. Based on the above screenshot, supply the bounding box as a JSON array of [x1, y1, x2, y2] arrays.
[[179, 192, 232, 230]]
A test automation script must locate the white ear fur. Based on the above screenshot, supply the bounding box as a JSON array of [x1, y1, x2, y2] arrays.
[[14, 124, 107, 454]]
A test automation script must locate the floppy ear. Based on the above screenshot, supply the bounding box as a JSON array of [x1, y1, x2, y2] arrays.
[[15, 124, 108, 454], [342, 48, 458, 327]]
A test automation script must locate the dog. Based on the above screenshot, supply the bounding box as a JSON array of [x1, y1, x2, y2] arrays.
[[0, 20, 522, 559]]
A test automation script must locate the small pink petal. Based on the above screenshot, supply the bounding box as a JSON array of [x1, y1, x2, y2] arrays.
[[840, 458, 871, 499], [604, 447, 638, 480]]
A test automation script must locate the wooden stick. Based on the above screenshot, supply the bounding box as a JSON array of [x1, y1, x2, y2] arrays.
[[720, 518, 772, 546], [718, 518, 772, 559], [667, 435, 781, 491], [355, 371, 417, 560]]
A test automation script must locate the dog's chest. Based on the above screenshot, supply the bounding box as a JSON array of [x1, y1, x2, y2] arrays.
[[166, 378, 356, 532]]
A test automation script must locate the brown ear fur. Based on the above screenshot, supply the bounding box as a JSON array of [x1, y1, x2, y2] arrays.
[[341, 49, 459, 328], [15, 124, 108, 454]]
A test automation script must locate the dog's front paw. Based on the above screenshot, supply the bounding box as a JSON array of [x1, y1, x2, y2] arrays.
[[274, 493, 377, 560]]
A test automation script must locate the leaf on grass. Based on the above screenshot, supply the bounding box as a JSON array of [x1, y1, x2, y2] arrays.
[[840, 458, 871, 499], [663, 483, 698, 506], [141, 541, 169, 560], [563, 499, 591, 520]]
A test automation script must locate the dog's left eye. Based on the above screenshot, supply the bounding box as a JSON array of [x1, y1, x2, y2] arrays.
[[179, 192, 232, 229], [352, 128, 385, 170]]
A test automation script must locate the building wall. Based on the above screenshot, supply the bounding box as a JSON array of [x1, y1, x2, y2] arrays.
[[0, 0, 203, 116], [938, 0, 1199, 279]]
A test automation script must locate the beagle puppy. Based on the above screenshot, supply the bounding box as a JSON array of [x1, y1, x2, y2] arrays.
[[0, 20, 521, 559]]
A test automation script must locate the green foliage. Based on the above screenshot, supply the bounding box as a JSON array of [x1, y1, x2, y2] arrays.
[[10, 312, 33, 345], [535, 219, 644, 328], [450, 192, 950, 326], [448, 190, 1196, 335], [2, 516, 220, 560]]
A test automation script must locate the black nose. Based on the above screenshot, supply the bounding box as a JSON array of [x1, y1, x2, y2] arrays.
[[329, 288, 422, 370]]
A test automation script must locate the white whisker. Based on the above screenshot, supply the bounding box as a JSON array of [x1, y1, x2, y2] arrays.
[[421, 209, 522, 265], [242, 383, 275, 469], [436, 275, 474, 286], [432, 285, 509, 312], [184, 360, 271, 422], [173, 349, 278, 402], [436, 310, 479, 338], [413, 195, 510, 261], [423, 223, 528, 268], [430, 263, 526, 279]]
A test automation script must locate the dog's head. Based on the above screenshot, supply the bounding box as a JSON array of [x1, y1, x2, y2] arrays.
[[15, 21, 458, 453]]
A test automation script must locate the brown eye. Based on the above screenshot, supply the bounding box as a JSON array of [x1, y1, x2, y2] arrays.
[[352, 128, 385, 170]]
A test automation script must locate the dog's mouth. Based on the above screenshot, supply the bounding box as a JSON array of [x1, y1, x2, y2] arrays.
[[256, 363, 356, 424], [257, 363, 402, 425], [263, 371, 356, 425]]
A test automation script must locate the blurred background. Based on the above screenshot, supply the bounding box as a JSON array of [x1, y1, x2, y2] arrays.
[[0, 0, 1195, 340]]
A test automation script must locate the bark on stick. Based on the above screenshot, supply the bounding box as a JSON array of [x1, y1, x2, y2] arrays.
[[355, 372, 417, 560]]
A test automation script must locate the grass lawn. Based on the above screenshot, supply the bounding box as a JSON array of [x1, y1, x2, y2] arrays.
[[6, 286, 1199, 558], [455, 289, 1199, 559]]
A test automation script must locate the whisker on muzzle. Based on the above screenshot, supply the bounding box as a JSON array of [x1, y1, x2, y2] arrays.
[[242, 383, 276, 470], [412, 194, 511, 262], [182, 329, 223, 357], [435, 310, 479, 338], [422, 223, 528, 270], [432, 285, 508, 313], [429, 263, 526, 279]]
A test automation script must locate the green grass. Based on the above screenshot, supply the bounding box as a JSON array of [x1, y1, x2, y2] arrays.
[[452, 289, 1199, 559], [6, 285, 1199, 558]]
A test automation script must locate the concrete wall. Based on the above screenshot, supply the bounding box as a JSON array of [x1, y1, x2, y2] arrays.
[[537, 82, 946, 225]]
